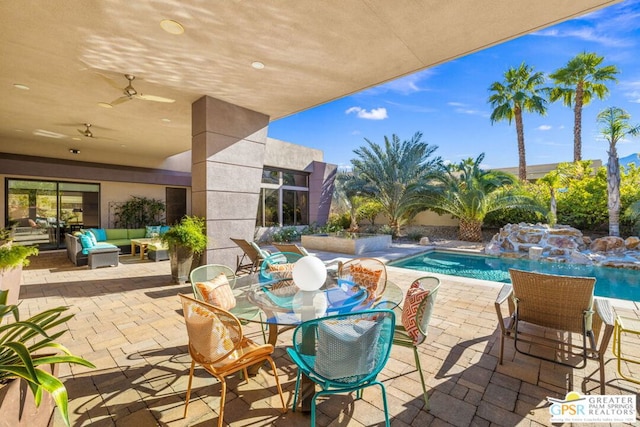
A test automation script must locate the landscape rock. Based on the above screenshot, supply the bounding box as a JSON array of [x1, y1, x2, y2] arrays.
[[484, 223, 640, 270], [625, 236, 640, 250], [590, 236, 625, 252]]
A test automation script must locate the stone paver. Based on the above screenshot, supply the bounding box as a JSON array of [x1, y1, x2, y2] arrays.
[[18, 245, 640, 427]]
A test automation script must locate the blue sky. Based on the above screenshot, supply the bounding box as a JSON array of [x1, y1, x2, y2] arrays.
[[268, 0, 640, 171]]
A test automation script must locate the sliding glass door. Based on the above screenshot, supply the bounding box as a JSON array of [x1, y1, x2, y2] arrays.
[[5, 179, 100, 250]]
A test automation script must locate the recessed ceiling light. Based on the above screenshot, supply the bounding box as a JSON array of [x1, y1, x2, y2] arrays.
[[72, 137, 82, 141], [98, 102, 113, 108], [13, 84, 30, 90], [160, 19, 184, 35], [161, 118, 171, 123], [251, 61, 265, 70]]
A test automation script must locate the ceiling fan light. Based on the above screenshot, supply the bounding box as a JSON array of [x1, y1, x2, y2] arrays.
[[160, 19, 184, 35]]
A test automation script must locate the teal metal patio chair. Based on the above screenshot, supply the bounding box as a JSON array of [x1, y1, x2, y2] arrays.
[[392, 276, 440, 410], [287, 309, 396, 426]]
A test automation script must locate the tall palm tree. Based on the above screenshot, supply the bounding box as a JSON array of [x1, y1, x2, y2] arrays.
[[488, 63, 547, 181], [350, 132, 442, 236], [596, 107, 640, 237], [549, 52, 619, 162], [425, 154, 545, 242]]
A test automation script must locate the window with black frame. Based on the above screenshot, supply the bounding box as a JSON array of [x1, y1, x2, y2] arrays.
[[256, 168, 309, 227]]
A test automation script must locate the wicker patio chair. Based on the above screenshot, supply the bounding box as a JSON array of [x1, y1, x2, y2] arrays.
[[230, 238, 269, 275], [392, 276, 440, 409], [495, 269, 615, 394], [287, 309, 396, 426], [272, 242, 310, 256], [338, 257, 387, 299], [179, 294, 286, 427]]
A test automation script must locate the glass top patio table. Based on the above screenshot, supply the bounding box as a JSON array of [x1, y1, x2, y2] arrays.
[[230, 273, 403, 346]]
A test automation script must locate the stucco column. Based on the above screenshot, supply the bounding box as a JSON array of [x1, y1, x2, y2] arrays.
[[192, 96, 268, 267]]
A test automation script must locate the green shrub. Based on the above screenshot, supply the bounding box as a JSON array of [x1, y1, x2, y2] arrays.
[[326, 213, 350, 231], [161, 216, 207, 253], [0, 244, 38, 270], [271, 227, 301, 243]]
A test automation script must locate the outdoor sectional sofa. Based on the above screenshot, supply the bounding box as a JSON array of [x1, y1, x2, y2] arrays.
[[65, 227, 168, 267]]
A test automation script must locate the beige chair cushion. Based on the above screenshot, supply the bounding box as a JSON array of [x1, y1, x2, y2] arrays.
[[196, 273, 236, 310]]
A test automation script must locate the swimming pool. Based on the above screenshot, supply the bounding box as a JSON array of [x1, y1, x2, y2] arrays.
[[390, 250, 640, 302]]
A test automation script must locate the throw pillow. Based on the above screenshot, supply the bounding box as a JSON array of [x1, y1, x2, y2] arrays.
[[89, 228, 107, 242], [78, 233, 96, 255], [160, 225, 171, 235], [196, 273, 236, 310], [314, 318, 382, 381], [83, 230, 97, 246], [268, 263, 295, 283], [145, 225, 162, 238], [401, 280, 431, 345], [185, 302, 236, 364], [348, 264, 383, 297]]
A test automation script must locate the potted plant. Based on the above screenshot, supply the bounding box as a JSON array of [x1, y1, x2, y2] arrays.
[[0, 290, 95, 427], [0, 227, 39, 306], [161, 216, 207, 284]]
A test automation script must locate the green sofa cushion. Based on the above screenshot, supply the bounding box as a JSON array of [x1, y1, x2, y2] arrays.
[[105, 229, 128, 240], [128, 228, 146, 239], [104, 239, 131, 247]]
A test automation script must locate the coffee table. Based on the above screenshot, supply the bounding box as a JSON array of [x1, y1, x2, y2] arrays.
[[130, 238, 157, 260]]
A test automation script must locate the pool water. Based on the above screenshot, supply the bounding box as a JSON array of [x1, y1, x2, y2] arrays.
[[390, 250, 640, 302]]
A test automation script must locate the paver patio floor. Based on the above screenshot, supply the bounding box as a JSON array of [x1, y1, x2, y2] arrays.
[[18, 246, 640, 426]]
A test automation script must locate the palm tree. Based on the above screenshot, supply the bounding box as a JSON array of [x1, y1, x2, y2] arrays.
[[596, 107, 640, 237], [538, 170, 561, 226], [488, 62, 547, 181], [334, 170, 366, 231], [425, 154, 545, 242], [548, 52, 619, 162], [349, 132, 442, 236]]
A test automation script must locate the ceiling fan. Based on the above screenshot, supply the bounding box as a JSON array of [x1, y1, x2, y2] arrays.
[[106, 74, 175, 106], [78, 123, 94, 138]]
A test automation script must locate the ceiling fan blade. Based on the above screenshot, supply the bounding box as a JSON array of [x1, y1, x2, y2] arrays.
[[136, 93, 175, 103], [110, 96, 131, 106], [77, 129, 85, 136]]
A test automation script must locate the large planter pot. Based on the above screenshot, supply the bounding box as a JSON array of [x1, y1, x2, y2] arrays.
[[0, 265, 22, 306], [0, 361, 57, 427], [169, 244, 194, 284]]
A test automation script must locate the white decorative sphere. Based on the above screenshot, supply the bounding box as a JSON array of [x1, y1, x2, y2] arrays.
[[292, 256, 327, 291]]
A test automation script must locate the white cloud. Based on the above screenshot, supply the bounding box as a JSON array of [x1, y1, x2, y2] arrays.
[[537, 125, 552, 131], [345, 106, 388, 120], [447, 102, 467, 107], [361, 69, 435, 95]]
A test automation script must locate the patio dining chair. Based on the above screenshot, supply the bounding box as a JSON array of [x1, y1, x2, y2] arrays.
[[230, 238, 270, 275], [287, 309, 396, 426], [190, 263, 266, 342], [338, 257, 387, 300], [392, 276, 440, 409], [495, 269, 615, 394], [179, 293, 286, 427]]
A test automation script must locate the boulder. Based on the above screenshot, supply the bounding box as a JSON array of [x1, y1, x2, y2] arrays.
[[625, 236, 640, 250], [590, 236, 625, 253]]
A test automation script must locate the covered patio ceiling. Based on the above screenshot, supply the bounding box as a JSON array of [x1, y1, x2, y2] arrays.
[[0, 0, 621, 169]]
